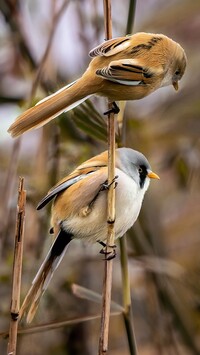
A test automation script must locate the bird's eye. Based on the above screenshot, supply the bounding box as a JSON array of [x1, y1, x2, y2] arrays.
[[138, 167, 143, 173]]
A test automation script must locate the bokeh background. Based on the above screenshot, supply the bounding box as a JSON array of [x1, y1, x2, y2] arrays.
[[0, 0, 200, 354]]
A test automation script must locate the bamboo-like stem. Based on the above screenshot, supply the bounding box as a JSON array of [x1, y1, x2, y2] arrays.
[[120, 237, 138, 355], [98, 1, 116, 354], [125, 0, 136, 35], [0, 139, 21, 257], [7, 177, 26, 355], [119, 2, 138, 353]]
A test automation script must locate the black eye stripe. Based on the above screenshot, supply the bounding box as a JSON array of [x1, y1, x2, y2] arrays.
[[138, 165, 148, 188]]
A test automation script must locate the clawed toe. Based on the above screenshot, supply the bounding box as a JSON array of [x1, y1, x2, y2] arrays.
[[105, 250, 116, 260], [101, 175, 118, 191], [99, 243, 117, 260], [104, 102, 120, 115]]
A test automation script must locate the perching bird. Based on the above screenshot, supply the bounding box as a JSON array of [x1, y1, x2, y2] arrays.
[[8, 32, 186, 137], [19, 147, 159, 323]]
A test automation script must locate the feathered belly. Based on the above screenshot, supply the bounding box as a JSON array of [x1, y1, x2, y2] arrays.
[[96, 80, 155, 101]]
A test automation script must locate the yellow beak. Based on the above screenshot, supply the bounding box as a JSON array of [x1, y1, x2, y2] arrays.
[[173, 81, 179, 91], [147, 171, 160, 180]]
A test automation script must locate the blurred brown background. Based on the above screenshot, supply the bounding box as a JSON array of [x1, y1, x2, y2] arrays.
[[0, 0, 200, 354]]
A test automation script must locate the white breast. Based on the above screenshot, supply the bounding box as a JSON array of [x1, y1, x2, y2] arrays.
[[114, 169, 148, 238]]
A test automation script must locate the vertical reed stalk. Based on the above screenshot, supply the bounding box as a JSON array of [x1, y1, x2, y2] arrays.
[[7, 177, 26, 355], [98, 1, 116, 354], [118, 2, 138, 353], [120, 237, 138, 354]]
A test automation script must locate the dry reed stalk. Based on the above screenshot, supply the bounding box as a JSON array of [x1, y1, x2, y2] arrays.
[[119, 237, 138, 354], [7, 177, 26, 355], [0, 139, 21, 257], [118, 2, 138, 353], [98, 1, 116, 354]]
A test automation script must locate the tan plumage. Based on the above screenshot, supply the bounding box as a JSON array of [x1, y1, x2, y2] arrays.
[[19, 148, 160, 323], [8, 32, 186, 137]]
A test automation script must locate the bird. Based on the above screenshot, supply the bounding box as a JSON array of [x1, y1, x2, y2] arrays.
[[19, 147, 159, 323], [8, 32, 187, 137]]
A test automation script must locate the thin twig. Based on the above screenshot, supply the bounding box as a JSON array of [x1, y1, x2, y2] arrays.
[[98, 1, 116, 354], [7, 177, 26, 355], [1, 312, 121, 339]]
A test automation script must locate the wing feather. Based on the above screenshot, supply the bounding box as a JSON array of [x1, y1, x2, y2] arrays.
[[37, 173, 94, 210], [95, 59, 154, 86], [37, 150, 108, 210], [89, 36, 131, 57]]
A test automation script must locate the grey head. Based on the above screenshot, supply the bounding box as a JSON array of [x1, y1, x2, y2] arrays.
[[117, 147, 156, 189]]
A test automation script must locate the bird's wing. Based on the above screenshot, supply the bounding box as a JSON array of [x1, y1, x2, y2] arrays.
[[37, 151, 109, 210], [89, 36, 131, 57], [37, 170, 96, 210], [95, 59, 155, 86]]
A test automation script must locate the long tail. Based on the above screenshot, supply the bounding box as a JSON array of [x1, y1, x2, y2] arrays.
[[19, 229, 73, 323], [8, 75, 94, 137]]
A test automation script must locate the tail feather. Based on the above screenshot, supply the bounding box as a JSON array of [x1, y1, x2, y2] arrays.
[[8, 78, 93, 137], [19, 229, 73, 323]]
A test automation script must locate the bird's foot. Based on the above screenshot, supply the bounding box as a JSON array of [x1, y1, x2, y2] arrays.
[[88, 176, 118, 210], [104, 101, 120, 115], [98, 241, 117, 260], [101, 175, 118, 191]]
